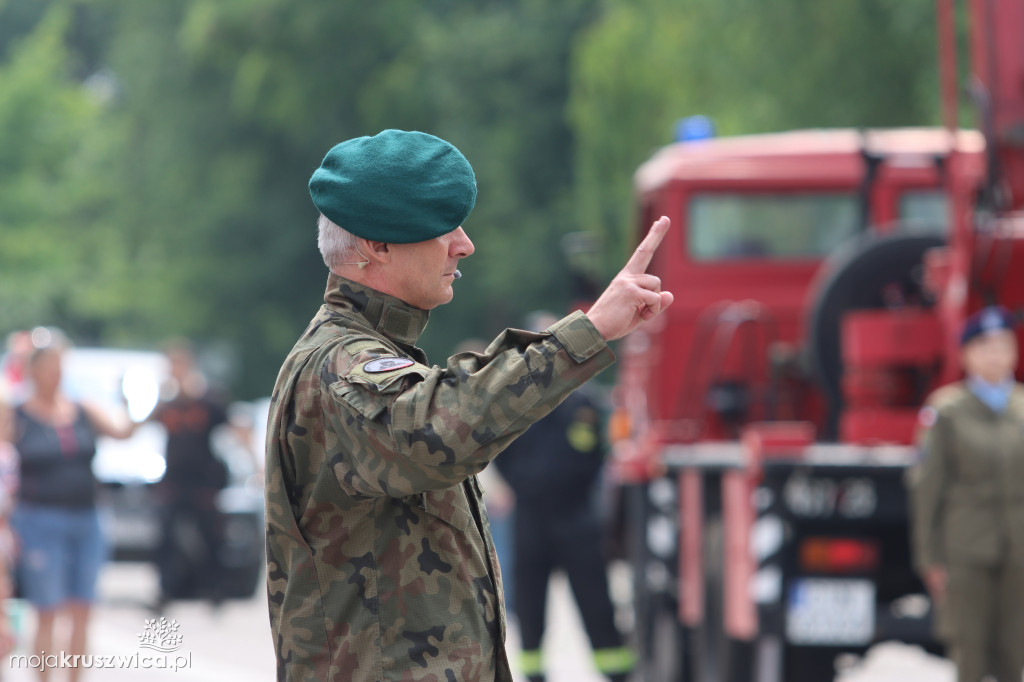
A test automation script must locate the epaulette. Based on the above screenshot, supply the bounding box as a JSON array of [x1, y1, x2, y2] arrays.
[[916, 382, 966, 432]]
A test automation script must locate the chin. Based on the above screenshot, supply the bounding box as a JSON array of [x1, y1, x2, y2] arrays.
[[416, 290, 454, 311]]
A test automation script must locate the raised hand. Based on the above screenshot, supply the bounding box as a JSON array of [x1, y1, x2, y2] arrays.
[[586, 216, 674, 341]]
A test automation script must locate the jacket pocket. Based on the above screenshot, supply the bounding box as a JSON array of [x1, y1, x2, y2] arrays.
[[418, 488, 473, 534], [331, 383, 388, 421], [944, 492, 1000, 563]]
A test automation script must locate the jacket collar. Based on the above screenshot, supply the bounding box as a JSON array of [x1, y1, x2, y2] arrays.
[[323, 273, 430, 347], [966, 374, 1014, 414]]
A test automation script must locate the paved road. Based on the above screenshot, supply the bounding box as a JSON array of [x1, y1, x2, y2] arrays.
[[4, 563, 272, 682], [2, 562, 953, 681]]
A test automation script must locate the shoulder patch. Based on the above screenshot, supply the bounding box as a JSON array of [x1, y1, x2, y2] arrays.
[[918, 406, 937, 428], [364, 357, 415, 373]]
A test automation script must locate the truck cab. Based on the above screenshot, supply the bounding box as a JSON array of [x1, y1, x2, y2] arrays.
[[620, 127, 983, 460]]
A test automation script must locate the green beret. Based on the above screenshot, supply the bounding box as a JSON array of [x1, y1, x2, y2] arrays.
[[309, 129, 477, 244]]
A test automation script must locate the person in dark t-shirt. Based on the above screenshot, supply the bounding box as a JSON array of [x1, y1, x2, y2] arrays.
[[149, 340, 241, 607], [152, 387, 229, 490]]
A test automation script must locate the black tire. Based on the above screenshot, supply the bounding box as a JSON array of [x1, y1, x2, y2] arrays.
[[628, 481, 691, 682], [648, 596, 690, 682], [720, 637, 755, 682], [806, 232, 944, 439], [785, 646, 838, 682]]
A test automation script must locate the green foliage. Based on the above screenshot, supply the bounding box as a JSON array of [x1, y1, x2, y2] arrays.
[[570, 0, 941, 263], [0, 0, 949, 397], [0, 5, 112, 336]]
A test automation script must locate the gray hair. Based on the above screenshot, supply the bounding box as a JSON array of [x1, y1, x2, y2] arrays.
[[317, 214, 361, 271]]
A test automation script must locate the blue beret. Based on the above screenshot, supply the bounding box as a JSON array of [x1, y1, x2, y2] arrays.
[[960, 306, 1015, 346], [309, 129, 477, 244]]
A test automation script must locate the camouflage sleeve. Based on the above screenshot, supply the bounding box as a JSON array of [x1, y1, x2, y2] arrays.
[[911, 411, 951, 572], [323, 310, 614, 498]]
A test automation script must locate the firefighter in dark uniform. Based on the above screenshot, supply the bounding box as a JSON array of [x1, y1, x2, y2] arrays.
[[494, 312, 634, 682], [912, 306, 1024, 682]]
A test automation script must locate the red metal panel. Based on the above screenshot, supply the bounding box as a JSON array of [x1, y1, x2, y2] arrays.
[[722, 469, 757, 640], [679, 471, 704, 627], [969, 0, 1024, 211], [841, 409, 920, 445], [743, 422, 816, 470], [842, 310, 943, 366]]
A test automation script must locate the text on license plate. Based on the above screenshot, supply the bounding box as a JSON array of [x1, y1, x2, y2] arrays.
[[786, 578, 875, 646]]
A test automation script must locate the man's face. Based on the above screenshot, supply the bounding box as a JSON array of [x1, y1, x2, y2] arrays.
[[962, 329, 1018, 384], [387, 227, 475, 310], [167, 349, 194, 384]]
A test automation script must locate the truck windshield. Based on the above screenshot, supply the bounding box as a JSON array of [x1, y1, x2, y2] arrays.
[[898, 189, 948, 234], [688, 193, 859, 260]]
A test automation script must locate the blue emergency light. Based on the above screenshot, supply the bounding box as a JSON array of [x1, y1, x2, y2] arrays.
[[675, 115, 715, 143]]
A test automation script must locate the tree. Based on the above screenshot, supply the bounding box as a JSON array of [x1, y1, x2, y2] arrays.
[[80, 0, 598, 394], [0, 6, 115, 338], [0, 0, 951, 398], [569, 0, 942, 264]]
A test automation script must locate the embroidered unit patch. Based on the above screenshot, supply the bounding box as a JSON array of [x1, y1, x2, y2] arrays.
[[363, 357, 415, 373]]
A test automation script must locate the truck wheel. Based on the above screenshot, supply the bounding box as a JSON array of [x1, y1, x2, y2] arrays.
[[626, 483, 690, 681], [785, 646, 837, 682], [649, 597, 689, 682], [719, 637, 755, 682]]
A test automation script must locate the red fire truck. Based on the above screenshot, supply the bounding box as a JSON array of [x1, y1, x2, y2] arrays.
[[610, 2, 1024, 681]]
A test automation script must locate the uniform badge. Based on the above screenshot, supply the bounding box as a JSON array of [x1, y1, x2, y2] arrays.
[[567, 421, 598, 452], [363, 356, 415, 373], [981, 309, 1003, 332], [917, 406, 937, 428]]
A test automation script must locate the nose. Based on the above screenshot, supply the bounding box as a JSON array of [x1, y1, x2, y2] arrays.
[[450, 227, 475, 258]]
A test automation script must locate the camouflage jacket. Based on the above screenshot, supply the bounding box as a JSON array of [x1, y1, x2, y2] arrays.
[[265, 274, 614, 681]]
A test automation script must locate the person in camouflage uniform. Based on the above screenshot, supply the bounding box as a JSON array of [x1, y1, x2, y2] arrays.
[[265, 129, 674, 682]]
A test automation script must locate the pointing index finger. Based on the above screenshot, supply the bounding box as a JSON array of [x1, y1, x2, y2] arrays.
[[625, 216, 671, 274]]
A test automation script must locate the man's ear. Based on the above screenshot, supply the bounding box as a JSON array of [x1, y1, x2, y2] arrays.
[[360, 238, 391, 265]]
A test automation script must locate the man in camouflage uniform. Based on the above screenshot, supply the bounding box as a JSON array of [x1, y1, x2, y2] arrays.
[[265, 130, 674, 681]]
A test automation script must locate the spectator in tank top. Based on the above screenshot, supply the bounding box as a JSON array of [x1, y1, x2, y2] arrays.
[[10, 331, 137, 682]]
